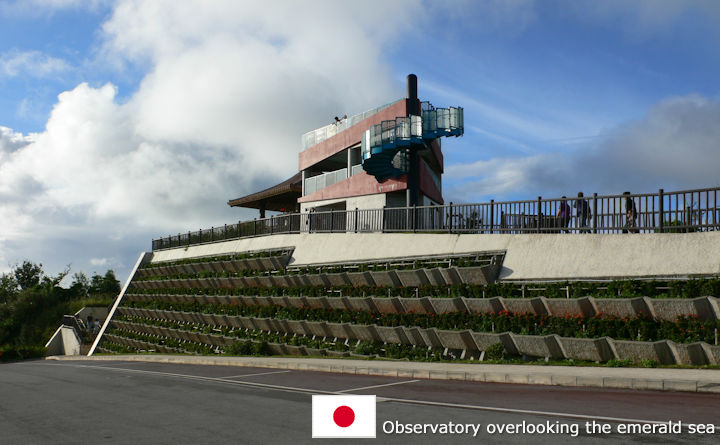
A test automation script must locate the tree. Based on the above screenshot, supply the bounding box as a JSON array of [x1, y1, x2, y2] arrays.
[[13, 261, 43, 290], [100, 270, 121, 294], [70, 272, 90, 297], [89, 270, 121, 295], [0, 273, 19, 304]]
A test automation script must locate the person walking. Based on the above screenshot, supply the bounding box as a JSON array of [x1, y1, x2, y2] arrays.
[[623, 191, 638, 233], [574, 192, 591, 233], [557, 196, 571, 232]]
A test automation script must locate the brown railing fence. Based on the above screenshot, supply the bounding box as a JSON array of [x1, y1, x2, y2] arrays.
[[152, 187, 720, 250]]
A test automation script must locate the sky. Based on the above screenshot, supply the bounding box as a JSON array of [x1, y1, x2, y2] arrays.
[[1, 0, 719, 283]]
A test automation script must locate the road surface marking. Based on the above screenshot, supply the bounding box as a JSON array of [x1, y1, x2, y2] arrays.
[[339, 379, 420, 393], [31, 361, 720, 429], [220, 370, 291, 379]]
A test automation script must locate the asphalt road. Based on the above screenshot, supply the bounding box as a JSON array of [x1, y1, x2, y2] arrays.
[[1, 359, 718, 444]]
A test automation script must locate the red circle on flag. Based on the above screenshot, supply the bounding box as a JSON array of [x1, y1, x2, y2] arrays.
[[333, 405, 355, 428]]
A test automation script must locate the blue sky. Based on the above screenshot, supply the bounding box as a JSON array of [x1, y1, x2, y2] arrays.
[[1, 0, 719, 282]]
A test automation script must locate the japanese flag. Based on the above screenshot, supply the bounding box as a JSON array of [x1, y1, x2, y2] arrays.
[[312, 395, 376, 438]]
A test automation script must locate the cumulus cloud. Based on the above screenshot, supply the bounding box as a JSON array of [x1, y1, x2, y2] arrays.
[[0, 0, 422, 278], [445, 94, 720, 202]]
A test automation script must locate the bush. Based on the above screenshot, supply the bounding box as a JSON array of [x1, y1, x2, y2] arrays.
[[485, 342, 505, 360]]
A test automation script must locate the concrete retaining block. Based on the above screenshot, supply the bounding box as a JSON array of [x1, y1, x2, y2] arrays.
[[259, 258, 276, 270], [503, 298, 548, 316], [456, 265, 499, 285], [424, 268, 446, 286], [429, 297, 465, 314], [346, 271, 376, 287], [558, 337, 607, 362], [350, 325, 379, 342], [284, 297, 306, 309], [545, 299, 586, 318], [612, 340, 675, 365], [269, 296, 286, 307], [283, 319, 306, 336], [403, 327, 428, 347], [370, 271, 401, 287], [326, 298, 347, 311], [439, 267, 462, 285], [253, 296, 273, 307], [512, 334, 564, 359], [704, 344, 720, 365], [398, 297, 434, 314], [199, 313, 214, 325], [346, 297, 372, 312], [307, 274, 330, 287], [226, 315, 244, 329], [463, 297, 503, 314], [470, 332, 506, 351], [396, 270, 429, 287], [420, 328, 444, 348], [437, 330, 477, 351], [306, 321, 328, 338], [593, 299, 638, 318], [268, 318, 286, 333], [376, 326, 407, 344], [326, 272, 351, 287], [673, 343, 710, 366], [304, 297, 328, 310], [651, 299, 699, 321], [238, 318, 255, 330], [372, 298, 404, 314], [326, 323, 347, 340]]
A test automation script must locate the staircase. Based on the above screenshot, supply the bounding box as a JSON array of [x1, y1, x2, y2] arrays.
[[361, 103, 463, 181]]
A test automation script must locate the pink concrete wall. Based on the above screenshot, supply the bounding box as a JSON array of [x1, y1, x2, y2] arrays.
[[298, 100, 409, 171]]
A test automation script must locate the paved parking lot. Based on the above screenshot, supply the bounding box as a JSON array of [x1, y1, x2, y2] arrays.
[[1, 359, 718, 444]]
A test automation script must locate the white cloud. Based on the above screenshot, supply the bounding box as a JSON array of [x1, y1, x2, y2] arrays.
[[445, 94, 720, 202], [0, 0, 422, 279], [90, 257, 109, 267], [0, 50, 71, 78]]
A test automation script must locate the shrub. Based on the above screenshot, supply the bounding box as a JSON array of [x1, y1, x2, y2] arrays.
[[485, 342, 505, 360]]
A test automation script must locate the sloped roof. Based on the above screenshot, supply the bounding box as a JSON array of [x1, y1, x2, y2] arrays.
[[227, 172, 302, 212]]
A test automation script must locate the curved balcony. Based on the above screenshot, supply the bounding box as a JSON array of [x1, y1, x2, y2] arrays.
[[361, 104, 463, 181]]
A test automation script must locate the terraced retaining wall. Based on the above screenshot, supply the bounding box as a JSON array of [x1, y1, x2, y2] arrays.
[[93, 231, 720, 365]]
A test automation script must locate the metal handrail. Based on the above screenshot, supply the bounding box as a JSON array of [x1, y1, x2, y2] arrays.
[[151, 186, 720, 251]]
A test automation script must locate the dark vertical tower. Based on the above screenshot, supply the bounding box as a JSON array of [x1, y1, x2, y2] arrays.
[[407, 74, 420, 207]]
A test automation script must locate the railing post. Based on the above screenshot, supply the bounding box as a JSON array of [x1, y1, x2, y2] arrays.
[[253, 218, 257, 236], [211, 226, 214, 241], [593, 193, 598, 234], [412, 204, 417, 233], [448, 202, 453, 233], [536, 196, 541, 233], [199, 228, 202, 242], [271, 216, 274, 234], [224, 224, 227, 240], [188, 231, 191, 246], [490, 199, 494, 234], [382, 206, 386, 233], [330, 209, 334, 233], [354, 207, 358, 233], [658, 189, 664, 233]]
